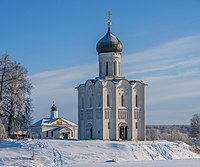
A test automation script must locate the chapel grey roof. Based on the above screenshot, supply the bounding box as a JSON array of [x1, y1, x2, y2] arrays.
[[31, 117, 77, 127], [53, 126, 72, 132]]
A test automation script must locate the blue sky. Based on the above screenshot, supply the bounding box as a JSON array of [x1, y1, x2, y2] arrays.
[[0, 0, 200, 125]]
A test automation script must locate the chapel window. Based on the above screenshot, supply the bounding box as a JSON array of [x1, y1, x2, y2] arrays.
[[46, 131, 48, 137], [51, 131, 53, 137]]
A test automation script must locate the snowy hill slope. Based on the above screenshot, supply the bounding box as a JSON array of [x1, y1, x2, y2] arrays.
[[0, 139, 199, 167]]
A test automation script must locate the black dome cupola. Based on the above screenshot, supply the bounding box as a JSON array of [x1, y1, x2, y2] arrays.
[[51, 103, 57, 111]]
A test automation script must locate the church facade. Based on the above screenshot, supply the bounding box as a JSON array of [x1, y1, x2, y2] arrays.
[[77, 13, 147, 141]]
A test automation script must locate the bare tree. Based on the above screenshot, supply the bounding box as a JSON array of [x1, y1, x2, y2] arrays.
[[190, 114, 200, 139], [146, 125, 190, 144], [146, 128, 160, 141], [0, 123, 7, 139], [160, 130, 190, 144], [0, 54, 33, 136]]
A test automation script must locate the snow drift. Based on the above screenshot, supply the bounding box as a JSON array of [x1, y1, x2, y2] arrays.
[[0, 139, 199, 167]]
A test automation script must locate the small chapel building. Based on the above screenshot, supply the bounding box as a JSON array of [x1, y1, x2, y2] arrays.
[[76, 12, 147, 141], [28, 103, 78, 139]]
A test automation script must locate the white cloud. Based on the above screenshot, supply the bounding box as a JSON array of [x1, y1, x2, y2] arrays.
[[122, 34, 200, 78], [30, 34, 200, 125], [123, 34, 200, 63], [145, 70, 200, 104]]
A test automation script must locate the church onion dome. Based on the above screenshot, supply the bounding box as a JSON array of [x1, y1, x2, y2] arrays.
[[96, 11, 123, 54], [96, 31, 123, 54], [51, 103, 57, 111]]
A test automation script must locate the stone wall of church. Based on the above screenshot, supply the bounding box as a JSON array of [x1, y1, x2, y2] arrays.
[[114, 80, 133, 140], [102, 81, 116, 140], [132, 82, 146, 141], [77, 79, 146, 141], [41, 126, 57, 139], [78, 80, 104, 140]]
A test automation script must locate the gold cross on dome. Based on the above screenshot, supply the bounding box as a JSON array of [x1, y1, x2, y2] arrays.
[[52, 96, 55, 104], [108, 11, 112, 22], [107, 11, 112, 30]]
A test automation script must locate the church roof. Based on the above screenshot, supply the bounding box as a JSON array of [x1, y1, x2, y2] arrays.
[[31, 117, 77, 127], [76, 78, 147, 88]]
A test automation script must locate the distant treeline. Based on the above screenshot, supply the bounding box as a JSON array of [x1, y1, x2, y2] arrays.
[[147, 125, 190, 135]]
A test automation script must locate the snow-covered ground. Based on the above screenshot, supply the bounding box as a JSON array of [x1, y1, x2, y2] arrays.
[[0, 139, 199, 167]]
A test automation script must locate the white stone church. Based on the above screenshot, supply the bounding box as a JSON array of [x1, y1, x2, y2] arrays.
[[77, 13, 147, 141], [29, 102, 78, 139]]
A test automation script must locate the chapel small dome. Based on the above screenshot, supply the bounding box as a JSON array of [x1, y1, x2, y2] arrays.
[[51, 103, 57, 111]]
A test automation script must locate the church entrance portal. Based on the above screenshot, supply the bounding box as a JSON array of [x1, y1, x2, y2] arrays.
[[86, 123, 93, 139], [63, 133, 69, 139], [119, 123, 128, 140]]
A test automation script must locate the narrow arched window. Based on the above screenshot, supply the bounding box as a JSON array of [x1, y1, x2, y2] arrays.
[[81, 97, 84, 108], [119, 62, 120, 75], [114, 61, 117, 75], [107, 94, 110, 107], [98, 94, 101, 107], [46, 131, 48, 137], [121, 94, 125, 107], [99, 62, 102, 76], [106, 62, 109, 76], [136, 95, 138, 107], [90, 96, 93, 108]]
